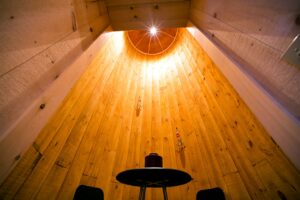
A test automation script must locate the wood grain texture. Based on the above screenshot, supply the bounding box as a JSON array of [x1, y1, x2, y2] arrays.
[[0, 0, 109, 183], [190, 0, 300, 119], [106, 0, 190, 30], [187, 23, 300, 171], [1, 29, 300, 200], [0, 0, 109, 136], [0, 26, 111, 184]]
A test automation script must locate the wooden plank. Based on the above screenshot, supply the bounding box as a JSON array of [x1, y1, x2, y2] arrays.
[[105, 0, 188, 7], [35, 46, 118, 199], [156, 56, 181, 200], [179, 44, 238, 177], [0, 15, 109, 135], [184, 38, 267, 199], [125, 56, 146, 169], [0, 22, 110, 184], [13, 40, 115, 199], [108, 52, 142, 200], [0, 1, 72, 76], [164, 54, 194, 199], [2, 28, 300, 200], [93, 53, 136, 197], [190, 0, 300, 52], [81, 52, 130, 184], [111, 19, 188, 31], [255, 159, 300, 199], [34, 41, 111, 154], [185, 39, 266, 166], [55, 49, 129, 200], [151, 61, 163, 155], [108, 1, 189, 22], [187, 22, 300, 170], [139, 58, 154, 200], [186, 29, 298, 198], [140, 58, 153, 161], [0, 34, 112, 195], [190, 8, 300, 118], [0, 146, 42, 200], [265, 147, 300, 194], [223, 172, 251, 200], [122, 56, 148, 200], [159, 56, 177, 170]]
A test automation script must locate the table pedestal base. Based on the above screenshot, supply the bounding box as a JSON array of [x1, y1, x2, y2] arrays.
[[163, 186, 168, 200], [139, 186, 146, 200], [139, 186, 168, 200]]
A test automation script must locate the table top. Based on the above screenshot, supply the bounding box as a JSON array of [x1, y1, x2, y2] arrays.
[[116, 167, 192, 188]]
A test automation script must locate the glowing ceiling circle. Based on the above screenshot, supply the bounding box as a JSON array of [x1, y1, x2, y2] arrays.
[[127, 28, 178, 55]]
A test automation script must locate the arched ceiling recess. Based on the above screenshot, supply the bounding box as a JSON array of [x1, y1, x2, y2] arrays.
[[127, 28, 178, 55]]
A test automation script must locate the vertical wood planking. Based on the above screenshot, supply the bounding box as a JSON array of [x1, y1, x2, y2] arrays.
[[1, 29, 300, 200]]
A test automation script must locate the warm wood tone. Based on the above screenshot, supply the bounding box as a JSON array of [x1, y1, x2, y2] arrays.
[[190, 0, 300, 118], [0, 0, 109, 139], [0, 28, 111, 184], [1, 29, 300, 199], [187, 22, 300, 171], [0, 0, 109, 183], [105, 0, 190, 30], [127, 28, 177, 55]]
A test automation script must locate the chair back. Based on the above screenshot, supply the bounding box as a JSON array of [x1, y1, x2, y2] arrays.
[[196, 187, 225, 200], [73, 185, 104, 200]]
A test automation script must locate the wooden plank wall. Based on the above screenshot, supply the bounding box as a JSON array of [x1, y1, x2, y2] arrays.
[[186, 23, 300, 171], [0, 0, 109, 137], [0, 0, 109, 183], [105, 0, 190, 30], [1, 29, 300, 199], [190, 0, 300, 119]]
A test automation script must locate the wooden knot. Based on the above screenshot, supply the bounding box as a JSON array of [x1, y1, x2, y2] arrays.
[[14, 154, 21, 161], [40, 103, 46, 110]]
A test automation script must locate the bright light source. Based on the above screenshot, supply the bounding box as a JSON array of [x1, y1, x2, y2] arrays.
[[149, 26, 157, 36]]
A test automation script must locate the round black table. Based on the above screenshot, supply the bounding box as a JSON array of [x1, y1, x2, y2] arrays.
[[116, 167, 192, 200]]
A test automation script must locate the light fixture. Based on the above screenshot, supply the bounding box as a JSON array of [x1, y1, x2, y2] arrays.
[[149, 26, 157, 36]]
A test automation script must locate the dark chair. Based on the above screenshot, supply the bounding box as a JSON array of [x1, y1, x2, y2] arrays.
[[73, 185, 104, 200], [196, 187, 225, 200]]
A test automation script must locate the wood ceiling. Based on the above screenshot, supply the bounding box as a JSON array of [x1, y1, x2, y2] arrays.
[[104, 0, 190, 30]]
